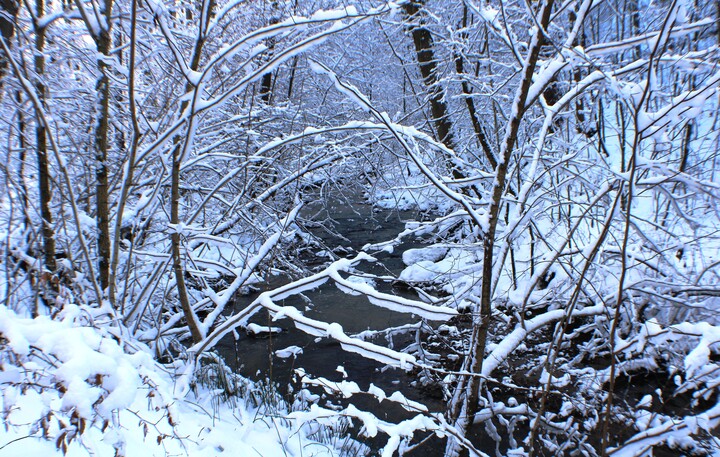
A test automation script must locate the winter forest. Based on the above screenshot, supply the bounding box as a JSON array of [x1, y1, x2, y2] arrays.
[[1, 0, 719, 455]]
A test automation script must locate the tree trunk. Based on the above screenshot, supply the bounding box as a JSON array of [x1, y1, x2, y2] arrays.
[[71, 0, 114, 298], [0, 0, 18, 95], [259, 71, 273, 104], [453, 6, 496, 170], [402, 0, 456, 154], [447, 0, 556, 453], [171, 144, 203, 343], [570, 5, 589, 134], [259, 15, 279, 105], [33, 0, 57, 293], [95, 15, 112, 294], [286, 56, 298, 99], [109, 0, 140, 311], [169, 0, 216, 344]]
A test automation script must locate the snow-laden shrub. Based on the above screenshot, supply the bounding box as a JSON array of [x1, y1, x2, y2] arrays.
[[0, 305, 340, 456]]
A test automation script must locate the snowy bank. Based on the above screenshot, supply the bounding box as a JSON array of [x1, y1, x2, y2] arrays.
[[0, 305, 336, 456]]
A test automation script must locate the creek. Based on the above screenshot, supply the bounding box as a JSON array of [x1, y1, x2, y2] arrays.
[[210, 185, 708, 457], [213, 192, 675, 456], [215, 191, 448, 454]]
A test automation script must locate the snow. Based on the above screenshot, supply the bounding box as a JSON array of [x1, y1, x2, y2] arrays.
[[671, 322, 720, 379], [636, 70, 720, 138], [0, 306, 339, 457], [310, 5, 358, 21], [291, 372, 444, 456], [610, 401, 720, 456], [4, 0, 720, 454], [246, 322, 283, 335], [402, 246, 449, 265], [76, 210, 97, 234], [276, 345, 303, 359], [399, 260, 443, 283], [483, 303, 606, 377], [585, 18, 714, 58], [310, 59, 489, 231], [331, 268, 457, 321]]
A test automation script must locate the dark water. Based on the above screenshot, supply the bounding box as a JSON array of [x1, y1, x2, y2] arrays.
[[216, 193, 446, 453], [215, 192, 713, 456]]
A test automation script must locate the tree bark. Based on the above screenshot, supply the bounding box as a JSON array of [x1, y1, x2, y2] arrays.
[[447, 0, 556, 453], [32, 0, 57, 290], [170, 0, 216, 344], [453, 6, 496, 170], [109, 0, 140, 310], [94, 3, 112, 294], [259, 16, 279, 104], [259, 71, 273, 103], [402, 0, 456, 153], [72, 0, 114, 295], [0, 0, 18, 94]]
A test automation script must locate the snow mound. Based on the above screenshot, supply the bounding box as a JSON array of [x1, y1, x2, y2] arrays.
[[0, 305, 335, 456]]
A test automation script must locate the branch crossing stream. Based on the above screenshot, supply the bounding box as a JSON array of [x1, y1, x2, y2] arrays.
[[216, 192, 449, 454]]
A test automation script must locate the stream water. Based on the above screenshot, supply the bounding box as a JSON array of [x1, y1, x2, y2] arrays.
[[216, 192, 447, 454], [201, 176, 720, 457], [214, 193, 677, 456]]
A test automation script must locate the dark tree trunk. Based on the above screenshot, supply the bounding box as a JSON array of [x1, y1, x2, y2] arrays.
[[259, 71, 273, 104], [259, 16, 279, 105], [95, 18, 112, 294], [716, 0, 720, 44], [286, 56, 298, 99], [402, 0, 456, 153], [33, 0, 57, 287], [447, 1, 556, 454], [0, 0, 18, 93], [71, 0, 114, 298]]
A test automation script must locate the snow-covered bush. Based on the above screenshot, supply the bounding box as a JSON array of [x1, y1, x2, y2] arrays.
[[0, 305, 341, 456]]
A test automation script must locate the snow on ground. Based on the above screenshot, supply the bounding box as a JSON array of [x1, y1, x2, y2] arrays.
[[0, 305, 336, 457]]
